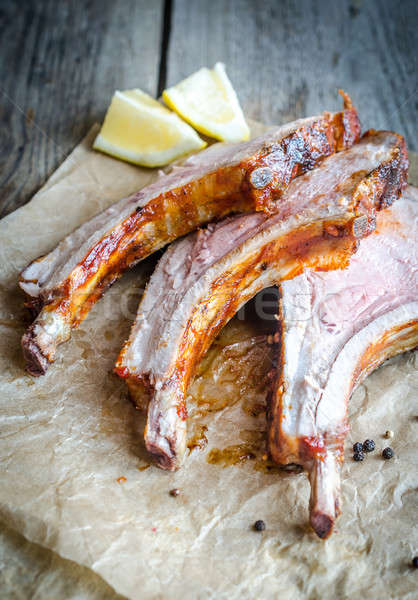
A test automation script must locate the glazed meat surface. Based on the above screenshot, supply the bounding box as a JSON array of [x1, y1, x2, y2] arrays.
[[267, 187, 418, 539], [116, 131, 408, 471], [21, 94, 360, 376]]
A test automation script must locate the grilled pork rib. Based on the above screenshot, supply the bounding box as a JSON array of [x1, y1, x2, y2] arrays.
[[267, 187, 418, 540], [20, 94, 360, 376], [115, 131, 408, 471]]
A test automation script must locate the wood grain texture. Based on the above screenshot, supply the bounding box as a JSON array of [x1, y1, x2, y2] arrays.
[[166, 0, 417, 147], [0, 0, 163, 217]]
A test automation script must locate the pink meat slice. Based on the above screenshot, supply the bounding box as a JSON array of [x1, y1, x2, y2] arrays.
[[116, 131, 408, 471], [20, 94, 360, 376], [268, 186, 418, 539]]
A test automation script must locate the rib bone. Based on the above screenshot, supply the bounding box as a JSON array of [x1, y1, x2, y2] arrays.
[[116, 131, 408, 471], [267, 188, 418, 539]]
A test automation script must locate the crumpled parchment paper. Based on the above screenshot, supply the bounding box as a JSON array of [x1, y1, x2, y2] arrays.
[[0, 122, 417, 600]]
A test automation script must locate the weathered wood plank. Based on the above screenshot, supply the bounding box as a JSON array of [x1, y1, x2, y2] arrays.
[[0, 0, 164, 216], [166, 0, 417, 150]]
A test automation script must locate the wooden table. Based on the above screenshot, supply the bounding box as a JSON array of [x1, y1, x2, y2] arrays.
[[0, 1, 417, 597], [1, 0, 417, 219]]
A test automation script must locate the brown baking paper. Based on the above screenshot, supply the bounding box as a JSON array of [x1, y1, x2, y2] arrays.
[[0, 123, 417, 600]]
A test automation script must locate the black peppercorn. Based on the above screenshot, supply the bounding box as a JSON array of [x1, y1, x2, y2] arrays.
[[254, 520, 266, 531], [353, 451, 365, 461], [412, 556, 418, 568], [353, 442, 363, 453], [363, 439, 375, 453], [382, 447, 394, 459]]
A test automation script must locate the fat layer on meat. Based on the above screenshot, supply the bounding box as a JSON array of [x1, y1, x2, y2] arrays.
[[267, 187, 418, 539], [20, 95, 360, 376], [116, 131, 408, 471]]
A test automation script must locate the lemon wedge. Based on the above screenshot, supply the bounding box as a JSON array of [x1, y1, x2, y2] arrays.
[[93, 89, 206, 167], [163, 63, 250, 143]]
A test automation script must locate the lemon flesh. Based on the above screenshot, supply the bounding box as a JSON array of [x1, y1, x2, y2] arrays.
[[163, 63, 250, 143], [93, 89, 206, 167]]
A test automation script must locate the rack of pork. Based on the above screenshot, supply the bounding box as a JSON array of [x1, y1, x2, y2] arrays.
[[20, 92, 417, 538]]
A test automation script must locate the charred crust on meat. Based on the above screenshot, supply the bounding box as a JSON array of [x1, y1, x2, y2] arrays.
[[23, 297, 43, 319], [352, 214, 369, 238], [21, 327, 50, 377], [377, 144, 409, 209], [249, 167, 274, 189], [359, 130, 409, 211], [20, 98, 361, 379], [244, 97, 360, 210], [145, 443, 176, 471], [145, 430, 179, 471], [310, 512, 334, 539], [346, 133, 408, 240], [335, 89, 361, 150]]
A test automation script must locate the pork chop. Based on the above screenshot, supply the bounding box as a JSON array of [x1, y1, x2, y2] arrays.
[[115, 131, 408, 470], [21, 94, 360, 376], [267, 187, 418, 539]]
